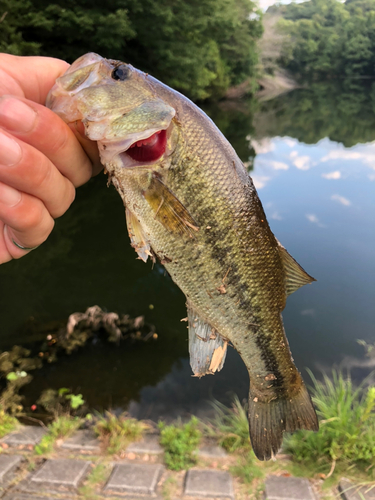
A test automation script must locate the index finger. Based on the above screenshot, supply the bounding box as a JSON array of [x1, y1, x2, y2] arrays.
[[0, 53, 69, 104]]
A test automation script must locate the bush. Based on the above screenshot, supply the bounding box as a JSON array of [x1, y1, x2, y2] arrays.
[[35, 415, 81, 454], [159, 417, 202, 471], [285, 370, 375, 474], [94, 412, 148, 454], [208, 396, 251, 453]]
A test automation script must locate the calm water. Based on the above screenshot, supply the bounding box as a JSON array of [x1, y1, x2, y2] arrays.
[[0, 81, 374, 419]]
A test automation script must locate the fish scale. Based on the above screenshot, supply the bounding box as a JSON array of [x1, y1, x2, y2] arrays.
[[47, 53, 319, 460]]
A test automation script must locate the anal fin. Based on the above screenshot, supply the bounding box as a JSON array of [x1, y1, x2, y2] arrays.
[[125, 207, 152, 263], [187, 306, 227, 377]]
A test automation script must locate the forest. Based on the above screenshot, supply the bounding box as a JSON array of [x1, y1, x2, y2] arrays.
[[0, 0, 262, 101], [274, 0, 375, 80]]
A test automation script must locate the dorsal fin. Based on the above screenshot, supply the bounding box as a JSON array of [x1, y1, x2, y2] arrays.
[[187, 305, 228, 377], [277, 241, 316, 296]]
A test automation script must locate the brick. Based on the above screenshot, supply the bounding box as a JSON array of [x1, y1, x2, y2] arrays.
[[0, 455, 22, 483], [265, 476, 315, 500], [104, 463, 164, 495], [1, 426, 46, 446], [30, 458, 91, 489], [339, 479, 375, 500], [184, 469, 234, 499], [61, 429, 100, 452], [126, 435, 163, 455]]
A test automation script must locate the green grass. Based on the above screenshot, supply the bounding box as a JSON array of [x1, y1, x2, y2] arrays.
[[0, 409, 18, 438], [285, 370, 375, 477], [94, 412, 149, 454], [159, 417, 202, 471], [207, 396, 251, 452], [79, 463, 111, 500], [35, 416, 82, 454]]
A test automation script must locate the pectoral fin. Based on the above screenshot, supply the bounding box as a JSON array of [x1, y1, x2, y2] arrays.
[[277, 241, 316, 296], [125, 207, 152, 263], [143, 175, 199, 237], [187, 306, 227, 377]]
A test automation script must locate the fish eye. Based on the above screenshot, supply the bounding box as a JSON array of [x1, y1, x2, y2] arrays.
[[111, 64, 130, 81]]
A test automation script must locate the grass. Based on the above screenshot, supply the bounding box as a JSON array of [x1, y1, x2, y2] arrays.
[[79, 462, 111, 500], [35, 415, 82, 454], [207, 396, 251, 453], [94, 411, 149, 454], [285, 369, 375, 478], [159, 417, 201, 471], [0, 409, 18, 438]]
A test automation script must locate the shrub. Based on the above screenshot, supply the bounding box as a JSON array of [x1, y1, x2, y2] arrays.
[[285, 370, 375, 474], [208, 396, 251, 453], [159, 417, 202, 471], [94, 412, 148, 454]]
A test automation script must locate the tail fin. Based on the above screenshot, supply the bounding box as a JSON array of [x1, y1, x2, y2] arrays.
[[248, 382, 318, 461]]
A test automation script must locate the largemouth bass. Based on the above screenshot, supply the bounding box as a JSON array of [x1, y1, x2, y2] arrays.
[[47, 53, 318, 460]]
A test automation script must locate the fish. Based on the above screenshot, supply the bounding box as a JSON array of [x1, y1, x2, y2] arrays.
[[46, 52, 319, 460]]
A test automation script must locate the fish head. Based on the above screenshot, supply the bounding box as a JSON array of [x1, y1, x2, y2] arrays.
[[46, 53, 176, 168]]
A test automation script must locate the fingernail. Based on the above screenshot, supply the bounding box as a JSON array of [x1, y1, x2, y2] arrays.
[[0, 182, 22, 207], [0, 130, 22, 166], [0, 96, 37, 133]]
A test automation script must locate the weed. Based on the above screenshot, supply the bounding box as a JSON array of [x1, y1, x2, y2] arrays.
[[35, 415, 81, 454], [0, 409, 18, 437], [79, 463, 111, 500], [208, 396, 251, 452], [37, 388, 85, 417], [285, 370, 375, 476], [159, 417, 201, 471], [161, 475, 178, 500], [230, 452, 264, 483], [94, 412, 148, 454]]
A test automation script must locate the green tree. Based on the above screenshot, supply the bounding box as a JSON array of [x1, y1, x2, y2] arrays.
[[275, 0, 375, 80], [0, 0, 262, 101]]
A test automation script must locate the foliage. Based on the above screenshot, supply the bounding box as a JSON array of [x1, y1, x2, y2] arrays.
[[94, 411, 148, 454], [0, 346, 42, 414], [208, 396, 251, 453], [0, 409, 18, 437], [255, 80, 375, 147], [158, 417, 202, 471], [285, 370, 375, 475], [37, 387, 85, 417], [274, 0, 375, 81], [230, 453, 264, 484], [0, 0, 263, 101], [35, 415, 81, 454]]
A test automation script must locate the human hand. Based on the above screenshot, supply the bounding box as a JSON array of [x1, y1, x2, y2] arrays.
[[0, 53, 102, 264]]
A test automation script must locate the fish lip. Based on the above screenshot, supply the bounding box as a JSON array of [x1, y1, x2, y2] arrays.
[[98, 122, 174, 168]]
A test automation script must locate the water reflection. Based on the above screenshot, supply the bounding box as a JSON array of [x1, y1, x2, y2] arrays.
[[0, 81, 374, 417]]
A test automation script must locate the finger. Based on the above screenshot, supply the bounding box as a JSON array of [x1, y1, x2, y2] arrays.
[[0, 95, 101, 187], [0, 54, 69, 104], [69, 120, 103, 177], [0, 128, 76, 218], [0, 182, 54, 262]]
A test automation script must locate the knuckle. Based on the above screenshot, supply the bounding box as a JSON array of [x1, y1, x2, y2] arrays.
[[45, 123, 70, 155], [19, 201, 45, 230]]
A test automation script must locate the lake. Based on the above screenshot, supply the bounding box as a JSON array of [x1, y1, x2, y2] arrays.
[[0, 81, 374, 420]]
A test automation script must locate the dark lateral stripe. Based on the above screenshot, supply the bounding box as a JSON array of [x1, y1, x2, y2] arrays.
[[254, 335, 285, 391]]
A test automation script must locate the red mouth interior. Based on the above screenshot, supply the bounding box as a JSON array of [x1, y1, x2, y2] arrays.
[[126, 129, 167, 162]]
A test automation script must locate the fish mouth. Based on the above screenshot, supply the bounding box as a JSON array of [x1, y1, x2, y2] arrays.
[[125, 129, 167, 163], [100, 123, 173, 169]]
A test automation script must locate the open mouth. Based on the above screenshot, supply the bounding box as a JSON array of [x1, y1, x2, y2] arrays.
[[126, 129, 167, 163]]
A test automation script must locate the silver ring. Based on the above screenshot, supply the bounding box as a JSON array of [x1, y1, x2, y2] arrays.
[[12, 239, 39, 251]]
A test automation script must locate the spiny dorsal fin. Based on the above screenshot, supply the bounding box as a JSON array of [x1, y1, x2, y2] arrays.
[[277, 241, 316, 296], [143, 174, 199, 238], [187, 305, 227, 377], [125, 207, 152, 263]]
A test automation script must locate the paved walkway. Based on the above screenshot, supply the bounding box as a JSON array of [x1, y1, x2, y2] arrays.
[[0, 425, 372, 499]]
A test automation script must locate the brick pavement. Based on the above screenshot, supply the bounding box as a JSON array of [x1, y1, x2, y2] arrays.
[[0, 425, 371, 499]]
